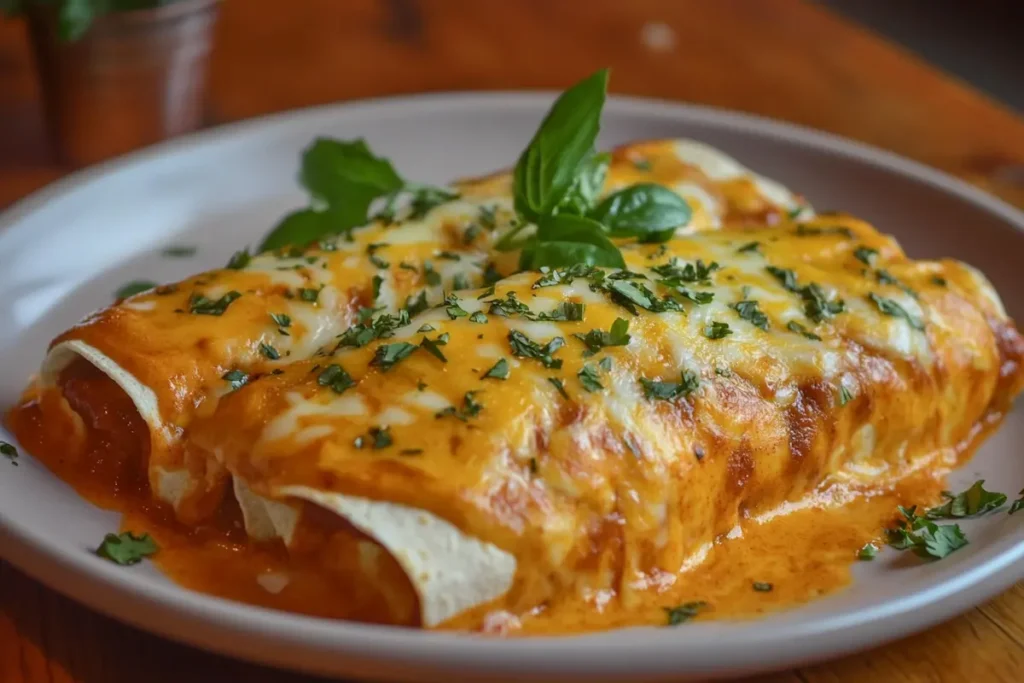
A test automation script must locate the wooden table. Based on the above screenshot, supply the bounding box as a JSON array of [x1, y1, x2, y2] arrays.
[[2, 1, 1024, 681]]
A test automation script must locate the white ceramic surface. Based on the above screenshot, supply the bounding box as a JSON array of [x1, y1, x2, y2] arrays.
[[1, 94, 1023, 682]]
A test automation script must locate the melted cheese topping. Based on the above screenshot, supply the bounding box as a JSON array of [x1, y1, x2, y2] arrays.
[[186, 214, 1022, 630]]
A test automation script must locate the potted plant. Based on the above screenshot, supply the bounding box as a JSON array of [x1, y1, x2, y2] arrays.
[[1, 0, 221, 166]]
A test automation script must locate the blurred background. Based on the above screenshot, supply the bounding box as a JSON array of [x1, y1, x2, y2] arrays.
[[1, 0, 1023, 211]]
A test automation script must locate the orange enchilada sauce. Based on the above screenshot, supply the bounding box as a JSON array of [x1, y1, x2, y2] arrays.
[[10, 359, 1012, 635]]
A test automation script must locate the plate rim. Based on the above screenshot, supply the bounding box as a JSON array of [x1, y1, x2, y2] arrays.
[[2, 90, 1024, 680]]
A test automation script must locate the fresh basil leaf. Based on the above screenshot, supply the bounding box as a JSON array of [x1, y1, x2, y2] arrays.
[[520, 214, 624, 270], [590, 183, 691, 242], [513, 69, 609, 220], [301, 137, 403, 207], [556, 151, 610, 216], [259, 208, 338, 252]]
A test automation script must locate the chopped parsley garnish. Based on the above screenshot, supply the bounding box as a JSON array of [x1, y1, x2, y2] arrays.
[[651, 258, 719, 284], [371, 342, 418, 371], [633, 158, 652, 171], [226, 249, 251, 270], [419, 335, 448, 363], [926, 480, 1007, 519], [886, 505, 968, 560], [483, 262, 503, 285], [1009, 490, 1024, 515], [487, 291, 533, 317], [400, 262, 418, 273], [437, 250, 460, 261], [547, 377, 570, 400], [766, 267, 845, 323], [270, 312, 292, 335], [538, 301, 585, 322], [423, 261, 442, 287], [221, 369, 249, 390], [868, 293, 924, 330], [736, 241, 761, 254], [463, 224, 482, 244], [444, 295, 469, 319], [115, 280, 157, 299], [477, 284, 497, 300], [663, 601, 706, 626], [786, 320, 822, 341], [336, 310, 410, 349], [298, 287, 322, 303], [932, 275, 948, 287], [875, 269, 918, 299], [605, 279, 682, 314], [0, 441, 18, 461], [478, 205, 497, 229], [371, 274, 384, 301], [703, 321, 732, 340], [482, 358, 510, 380], [640, 370, 700, 402], [436, 391, 484, 420], [469, 311, 488, 324], [794, 224, 853, 238], [452, 273, 472, 291], [858, 543, 878, 560], [839, 385, 854, 406], [508, 330, 564, 369], [161, 245, 196, 257], [532, 263, 600, 289], [732, 300, 769, 330], [752, 582, 773, 592], [188, 290, 242, 316], [354, 426, 392, 449], [405, 290, 429, 316], [417, 323, 435, 333], [369, 254, 389, 269], [853, 246, 878, 265], [400, 448, 423, 456], [577, 363, 604, 392], [96, 531, 158, 566], [574, 317, 630, 354], [407, 186, 460, 220], [258, 342, 281, 360], [317, 364, 356, 394]]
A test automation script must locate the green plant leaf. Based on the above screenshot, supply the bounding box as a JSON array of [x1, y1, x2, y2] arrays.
[[590, 183, 691, 242], [58, 0, 95, 41], [300, 137, 403, 206], [556, 151, 610, 216], [513, 69, 608, 220], [519, 214, 624, 269]]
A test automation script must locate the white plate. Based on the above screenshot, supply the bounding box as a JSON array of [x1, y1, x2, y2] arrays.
[[1, 94, 1023, 682]]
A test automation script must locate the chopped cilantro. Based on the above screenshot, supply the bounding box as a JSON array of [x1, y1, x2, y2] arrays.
[[508, 330, 564, 369], [736, 241, 761, 254], [482, 358, 510, 380], [885, 505, 968, 560], [732, 300, 769, 330], [96, 531, 158, 566], [354, 426, 392, 449], [221, 369, 248, 390], [868, 293, 924, 330], [839, 385, 853, 406], [574, 318, 631, 354], [478, 205, 497, 229], [423, 261, 442, 286], [405, 290, 429, 316], [298, 287, 322, 303], [317, 364, 356, 394], [577, 364, 604, 392], [444, 295, 469, 319], [270, 312, 292, 332], [188, 291, 241, 316], [926, 480, 1007, 519], [794, 224, 853, 238], [371, 342, 418, 371], [853, 246, 878, 265], [703, 321, 732, 340], [469, 311, 488, 324], [532, 263, 600, 289], [932, 275, 948, 287], [259, 342, 280, 360], [452, 273, 472, 291], [858, 543, 878, 560], [1009, 490, 1024, 515], [436, 391, 484, 420], [664, 601, 706, 626], [640, 370, 700, 401], [786, 320, 822, 341], [547, 377, 570, 400], [419, 335, 448, 363]]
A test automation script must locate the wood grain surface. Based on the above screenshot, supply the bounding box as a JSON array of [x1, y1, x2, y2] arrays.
[[2, 1, 1024, 681]]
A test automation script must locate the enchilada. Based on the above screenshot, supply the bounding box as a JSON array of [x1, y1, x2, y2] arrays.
[[6, 70, 1022, 634]]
